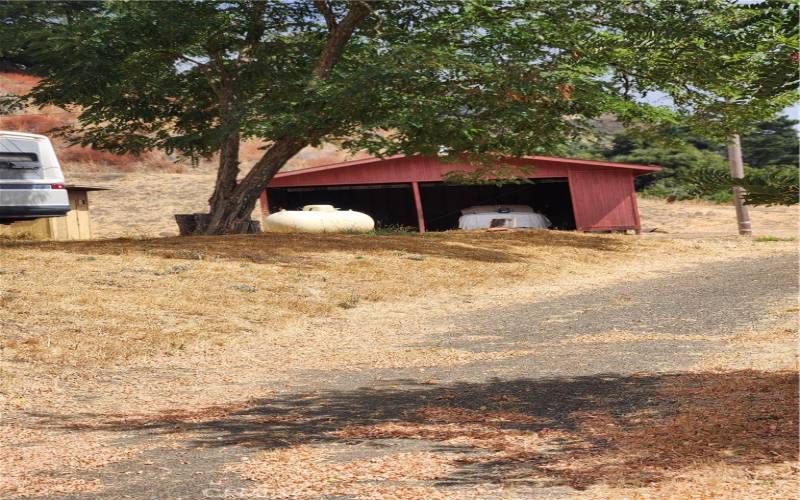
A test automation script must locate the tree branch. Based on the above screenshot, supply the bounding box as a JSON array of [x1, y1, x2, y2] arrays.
[[175, 54, 223, 98], [314, 0, 337, 31], [241, 1, 268, 62], [313, 0, 371, 79]]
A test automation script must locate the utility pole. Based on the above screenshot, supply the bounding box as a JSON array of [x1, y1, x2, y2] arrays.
[[726, 134, 752, 235]]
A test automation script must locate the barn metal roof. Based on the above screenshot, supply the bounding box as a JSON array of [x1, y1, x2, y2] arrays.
[[274, 154, 661, 180]]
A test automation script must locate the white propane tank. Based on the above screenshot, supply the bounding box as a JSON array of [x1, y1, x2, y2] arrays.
[[302, 204, 336, 212], [263, 205, 375, 233]]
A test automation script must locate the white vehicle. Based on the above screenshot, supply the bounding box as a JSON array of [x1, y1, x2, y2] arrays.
[[458, 205, 551, 230], [0, 131, 69, 223]]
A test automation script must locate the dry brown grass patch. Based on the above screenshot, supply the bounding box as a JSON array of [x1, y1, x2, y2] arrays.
[[0, 229, 794, 377], [229, 445, 482, 499], [0, 231, 631, 369], [582, 461, 799, 499], [696, 317, 799, 372], [3, 229, 630, 263]]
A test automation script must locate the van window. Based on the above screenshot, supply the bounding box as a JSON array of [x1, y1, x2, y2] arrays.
[[0, 137, 43, 180]]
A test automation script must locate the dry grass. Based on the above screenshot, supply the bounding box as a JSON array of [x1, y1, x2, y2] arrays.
[[0, 425, 148, 497], [0, 72, 39, 94], [228, 446, 476, 499], [638, 197, 799, 239], [0, 114, 69, 135], [1, 231, 795, 497], [583, 462, 799, 499], [1, 230, 792, 371], [0, 228, 794, 437], [696, 320, 799, 373]]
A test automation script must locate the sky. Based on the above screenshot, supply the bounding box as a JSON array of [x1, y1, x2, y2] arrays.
[[784, 103, 799, 126], [642, 90, 800, 131]]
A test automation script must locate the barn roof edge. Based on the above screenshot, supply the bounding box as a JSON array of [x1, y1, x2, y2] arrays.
[[274, 154, 661, 179]]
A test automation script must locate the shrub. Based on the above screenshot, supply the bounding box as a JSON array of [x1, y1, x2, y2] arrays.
[[0, 113, 70, 135], [59, 145, 138, 168]]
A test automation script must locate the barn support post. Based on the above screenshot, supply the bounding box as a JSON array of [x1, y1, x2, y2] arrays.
[[629, 173, 642, 234], [411, 181, 426, 233], [258, 190, 270, 218]]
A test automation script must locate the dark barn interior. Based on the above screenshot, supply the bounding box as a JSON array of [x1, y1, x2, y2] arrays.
[[419, 179, 575, 230], [266, 184, 420, 229], [266, 178, 576, 231]]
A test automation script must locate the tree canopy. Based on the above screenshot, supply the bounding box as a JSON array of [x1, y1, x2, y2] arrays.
[[569, 114, 798, 204], [740, 115, 799, 168], [0, 1, 102, 74], [5, 0, 798, 232]]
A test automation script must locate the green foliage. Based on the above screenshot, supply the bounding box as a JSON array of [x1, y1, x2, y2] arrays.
[[600, 0, 799, 139], [367, 225, 419, 236], [614, 143, 734, 201], [0, 1, 102, 74], [18, 1, 627, 159], [687, 164, 799, 206], [3, 0, 796, 227], [14, 1, 795, 158], [575, 113, 798, 204], [755, 235, 795, 242], [740, 116, 800, 167]]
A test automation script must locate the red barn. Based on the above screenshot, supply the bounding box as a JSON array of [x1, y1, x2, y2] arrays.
[[261, 155, 660, 233]]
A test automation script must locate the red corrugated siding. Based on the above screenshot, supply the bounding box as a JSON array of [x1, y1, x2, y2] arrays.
[[266, 156, 653, 232], [269, 156, 569, 188], [568, 169, 639, 231]]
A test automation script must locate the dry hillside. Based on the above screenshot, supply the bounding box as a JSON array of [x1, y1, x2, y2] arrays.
[[0, 71, 370, 177]]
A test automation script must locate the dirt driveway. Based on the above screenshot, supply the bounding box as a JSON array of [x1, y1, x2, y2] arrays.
[[14, 253, 797, 499]]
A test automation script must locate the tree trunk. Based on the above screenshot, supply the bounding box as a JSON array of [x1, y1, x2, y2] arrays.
[[209, 130, 241, 211], [179, 130, 245, 235], [201, 138, 307, 234], [187, 1, 370, 235], [726, 134, 752, 235]]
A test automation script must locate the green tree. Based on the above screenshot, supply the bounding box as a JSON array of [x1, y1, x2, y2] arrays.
[[12, 0, 798, 234], [603, 0, 798, 138], [740, 115, 799, 168], [572, 112, 798, 204], [0, 1, 101, 74]]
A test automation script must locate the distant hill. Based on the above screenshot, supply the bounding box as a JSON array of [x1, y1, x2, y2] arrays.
[[0, 71, 369, 176]]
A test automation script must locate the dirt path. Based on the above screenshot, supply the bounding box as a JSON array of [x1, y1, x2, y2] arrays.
[[22, 253, 796, 499]]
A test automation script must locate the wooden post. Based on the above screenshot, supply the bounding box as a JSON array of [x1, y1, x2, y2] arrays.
[[726, 134, 752, 235], [411, 182, 426, 233], [258, 190, 270, 218]]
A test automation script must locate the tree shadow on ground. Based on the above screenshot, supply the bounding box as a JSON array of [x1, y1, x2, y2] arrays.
[[28, 370, 797, 491], [0, 229, 628, 264]]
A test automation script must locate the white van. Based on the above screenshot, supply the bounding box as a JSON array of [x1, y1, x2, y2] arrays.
[[0, 131, 69, 222]]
